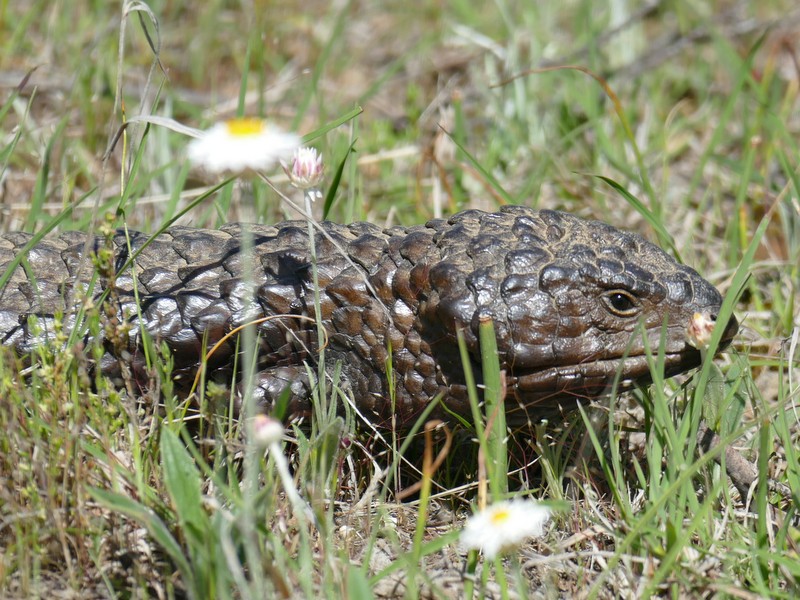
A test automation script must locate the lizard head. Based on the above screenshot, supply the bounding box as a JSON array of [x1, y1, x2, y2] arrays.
[[425, 206, 738, 422]]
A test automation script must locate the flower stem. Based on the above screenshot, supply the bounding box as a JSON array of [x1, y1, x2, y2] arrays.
[[304, 190, 328, 415]]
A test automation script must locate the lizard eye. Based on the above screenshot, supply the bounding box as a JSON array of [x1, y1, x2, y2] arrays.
[[602, 290, 640, 317]]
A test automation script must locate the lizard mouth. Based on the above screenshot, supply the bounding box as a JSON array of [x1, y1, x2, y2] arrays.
[[505, 313, 738, 423], [509, 350, 697, 403]]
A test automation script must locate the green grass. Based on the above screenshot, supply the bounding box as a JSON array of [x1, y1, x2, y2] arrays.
[[1, 1, 799, 598]]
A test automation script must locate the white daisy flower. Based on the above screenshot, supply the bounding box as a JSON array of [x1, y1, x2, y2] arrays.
[[187, 118, 300, 175], [282, 146, 324, 192], [460, 499, 551, 559]]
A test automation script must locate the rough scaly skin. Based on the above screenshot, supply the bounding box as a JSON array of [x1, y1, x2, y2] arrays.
[[0, 206, 738, 428]]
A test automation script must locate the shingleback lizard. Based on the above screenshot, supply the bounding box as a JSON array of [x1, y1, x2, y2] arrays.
[[0, 206, 738, 428]]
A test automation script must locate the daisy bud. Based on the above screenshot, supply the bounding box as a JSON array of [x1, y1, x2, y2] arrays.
[[282, 146, 324, 193], [687, 311, 716, 350], [250, 414, 285, 448]]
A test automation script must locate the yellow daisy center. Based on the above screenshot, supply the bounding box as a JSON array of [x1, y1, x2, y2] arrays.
[[489, 508, 511, 525], [225, 118, 266, 137]]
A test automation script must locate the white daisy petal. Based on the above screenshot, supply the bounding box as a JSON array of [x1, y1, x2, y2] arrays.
[[187, 118, 300, 175], [460, 499, 551, 559]]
